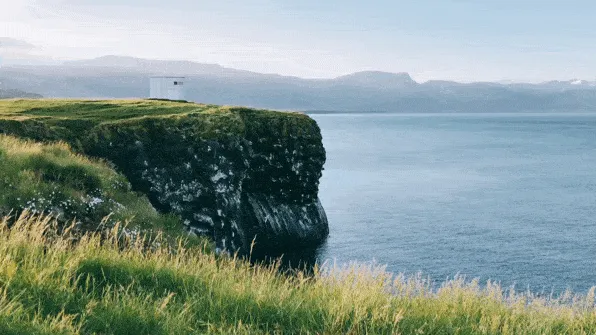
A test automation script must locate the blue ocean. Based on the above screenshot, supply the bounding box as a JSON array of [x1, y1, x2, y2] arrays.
[[311, 113, 596, 293]]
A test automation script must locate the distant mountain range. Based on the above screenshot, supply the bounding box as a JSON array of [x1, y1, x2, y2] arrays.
[[0, 88, 42, 99], [2, 55, 596, 112]]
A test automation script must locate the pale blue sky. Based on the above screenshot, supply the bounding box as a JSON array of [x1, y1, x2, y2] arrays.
[[1, 0, 595, 82]]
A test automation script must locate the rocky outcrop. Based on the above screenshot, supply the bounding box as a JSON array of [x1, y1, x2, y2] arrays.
[[0, 100, 328, 255]]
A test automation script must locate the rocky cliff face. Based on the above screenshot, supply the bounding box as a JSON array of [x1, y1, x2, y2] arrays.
[[0, 100, 328, 255]]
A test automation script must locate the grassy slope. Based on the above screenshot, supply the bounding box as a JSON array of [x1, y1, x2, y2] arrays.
[[0, 134, 181, 235], [1, 214, 596, 335]]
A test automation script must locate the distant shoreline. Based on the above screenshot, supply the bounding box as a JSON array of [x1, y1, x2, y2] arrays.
[[304, 109, 596, 115]]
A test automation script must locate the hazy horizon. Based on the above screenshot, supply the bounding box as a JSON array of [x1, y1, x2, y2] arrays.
[[3, 53, 596, 86], [2, 1, 596, 83]]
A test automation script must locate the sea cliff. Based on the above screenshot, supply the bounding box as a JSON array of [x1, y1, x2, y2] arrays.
[[0, 99, 328, 254]]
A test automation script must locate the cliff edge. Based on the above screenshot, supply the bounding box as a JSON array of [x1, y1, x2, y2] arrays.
[[0, 99, 328, 254]]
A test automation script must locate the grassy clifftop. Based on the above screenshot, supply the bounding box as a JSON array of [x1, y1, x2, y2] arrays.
[[0, 99, 317, 144]]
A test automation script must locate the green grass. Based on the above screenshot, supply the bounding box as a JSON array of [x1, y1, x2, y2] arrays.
[[0, 213, 595, 335], [0, 99, 317, 144], [0, 99, 212, 121], [0, 134, 181, 235]]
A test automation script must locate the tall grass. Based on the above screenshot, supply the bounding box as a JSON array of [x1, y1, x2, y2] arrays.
[[0, 134, 181, 234], [1, 213, 596, 334]]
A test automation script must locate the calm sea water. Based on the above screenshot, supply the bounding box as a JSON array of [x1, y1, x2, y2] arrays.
[[310, 113, 596, 294]]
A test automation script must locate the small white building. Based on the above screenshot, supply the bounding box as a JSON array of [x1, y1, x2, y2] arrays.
[[149, 77, 185, 100]]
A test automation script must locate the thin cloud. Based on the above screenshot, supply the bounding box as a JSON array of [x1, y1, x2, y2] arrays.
[[0, 38, 36, 50]]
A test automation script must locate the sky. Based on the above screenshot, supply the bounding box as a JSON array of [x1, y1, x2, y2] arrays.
[[1, 0, 595, 82]]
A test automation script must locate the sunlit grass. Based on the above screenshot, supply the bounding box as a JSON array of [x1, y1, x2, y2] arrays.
[[0, 213, 595, 334]]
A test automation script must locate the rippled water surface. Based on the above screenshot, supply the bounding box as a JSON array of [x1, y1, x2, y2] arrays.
[[310, 113, 596, 293]]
